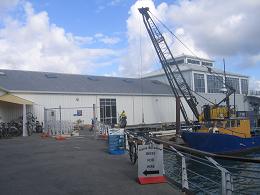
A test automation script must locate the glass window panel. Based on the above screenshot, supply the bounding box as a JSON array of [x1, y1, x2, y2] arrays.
[[226, 77, 240, 94], [194, 73, 205, 93], [100, 107, 104, 118], [187, 59, 200, 65], [105, 118, 111, 125], [100, 98, 117, 125], [207, 75, 223, 93], [241, 79, 248, 95], [202, 61, 213, 66], [106, 106, 111, 117], [112, 118, 117, 124], [112, 106, 117, 117], [176, 59, 184, 64]]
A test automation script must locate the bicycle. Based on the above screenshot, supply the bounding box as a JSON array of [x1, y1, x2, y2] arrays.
[[126, 131, 153, 165]]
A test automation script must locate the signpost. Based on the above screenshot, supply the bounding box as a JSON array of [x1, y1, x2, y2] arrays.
[[138, 144, 166, 184]]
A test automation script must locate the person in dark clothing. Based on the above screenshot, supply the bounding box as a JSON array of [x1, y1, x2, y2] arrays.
[[119, 110, 127, 128]]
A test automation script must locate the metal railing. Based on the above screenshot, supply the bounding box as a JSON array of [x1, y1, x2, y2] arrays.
[[164, 146, 233, 194], [125, 131, 260, 194], [249, 90, 260, 96], [161, 139, 260, 195]]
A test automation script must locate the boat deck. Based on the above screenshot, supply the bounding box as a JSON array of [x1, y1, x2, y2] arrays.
[[0, 131, 181, 195]]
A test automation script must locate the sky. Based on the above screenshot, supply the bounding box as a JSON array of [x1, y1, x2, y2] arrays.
[[0, 0, 260, 89]]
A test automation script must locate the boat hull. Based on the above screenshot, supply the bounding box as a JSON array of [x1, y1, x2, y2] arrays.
[[181, 131, 260, 154]]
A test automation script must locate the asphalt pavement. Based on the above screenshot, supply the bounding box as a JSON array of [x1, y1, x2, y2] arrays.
[[0, 131, 181, 195]]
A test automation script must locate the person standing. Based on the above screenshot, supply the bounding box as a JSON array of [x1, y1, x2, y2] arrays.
[[119, 110, 127, 128]]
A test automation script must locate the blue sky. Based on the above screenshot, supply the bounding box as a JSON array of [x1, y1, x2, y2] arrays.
[[0, 0, 259, 89]]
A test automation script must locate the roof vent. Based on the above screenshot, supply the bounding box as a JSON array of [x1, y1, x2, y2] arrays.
[[0, 72, 6, 76], [123, 79, 133, 83], [45, 73, 58, 78], [87, 76, 99, 81], [152, 80, 162, 85]]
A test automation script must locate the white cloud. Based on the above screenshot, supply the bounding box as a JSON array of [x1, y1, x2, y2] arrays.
[[119, 0, 208, 77], [120, 0, 260, 79], [0, 2, 119, 74], [0, 0, 19, 11], [100, 36, 120, 45], [109, 0, 123, 6], [166, 0, 260, 58], [94, 33, 120, 45]]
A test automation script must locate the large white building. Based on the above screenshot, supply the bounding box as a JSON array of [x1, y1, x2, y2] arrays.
[[144, 54, 250, 114], [0, 69, 194, 131]]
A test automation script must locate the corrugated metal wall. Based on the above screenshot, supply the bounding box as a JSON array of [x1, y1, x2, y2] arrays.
[[12, 93, 193, 125], [0, 101, 23, 122]]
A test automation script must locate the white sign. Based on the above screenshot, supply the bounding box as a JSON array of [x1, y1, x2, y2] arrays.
[[138, 144, 164, 178]]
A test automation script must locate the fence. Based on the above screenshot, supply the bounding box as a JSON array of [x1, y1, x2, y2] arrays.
[[44, 105, 96, 135], [125, 132, 260, 194], [249, 90, 260, 96]]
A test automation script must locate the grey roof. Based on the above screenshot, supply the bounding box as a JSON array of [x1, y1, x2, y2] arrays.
[[0, 69, 173, 95]]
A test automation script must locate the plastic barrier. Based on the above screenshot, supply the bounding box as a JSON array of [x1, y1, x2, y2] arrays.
[[108, 128, 125, 155]]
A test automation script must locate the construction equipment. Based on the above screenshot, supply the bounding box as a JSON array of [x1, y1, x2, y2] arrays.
[[138, 7, 236, 125]]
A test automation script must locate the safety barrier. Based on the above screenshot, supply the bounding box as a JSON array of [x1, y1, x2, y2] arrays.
[[126, 132, 260, 194], [95, 121, 110, 140], [108, 128, 125, 155]]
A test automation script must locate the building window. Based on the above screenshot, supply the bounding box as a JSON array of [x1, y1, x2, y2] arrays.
[[226, 77, 240, 94], [187, 59, 200, 65], [176, 59, 184, 64], [168, 59, 184, 65], [202, 61, 213, 67], [241, 79, 248, 95], [194, 73, 205, 93], [100, 98, 117, 125], [207, 75, 223, 93]]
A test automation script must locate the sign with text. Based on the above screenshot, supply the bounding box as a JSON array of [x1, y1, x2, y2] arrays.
[[137, 144, 166, 184]]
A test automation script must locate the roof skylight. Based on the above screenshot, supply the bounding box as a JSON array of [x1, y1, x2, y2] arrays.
[[45, 73, 58, 78]]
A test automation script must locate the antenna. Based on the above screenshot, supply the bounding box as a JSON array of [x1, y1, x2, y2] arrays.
[[223, 58, 230, 118]]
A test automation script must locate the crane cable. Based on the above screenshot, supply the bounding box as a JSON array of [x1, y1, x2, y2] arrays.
[[149, 10, 235, 96], [139, 14, 145, 123]]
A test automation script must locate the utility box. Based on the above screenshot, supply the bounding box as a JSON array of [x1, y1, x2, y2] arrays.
[[108, 128, 125, 155]]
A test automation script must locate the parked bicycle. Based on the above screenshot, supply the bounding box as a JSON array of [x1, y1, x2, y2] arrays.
[[0, 112, 42, 139], [126, 131, 153, 164], [0, 120, 22, 138]]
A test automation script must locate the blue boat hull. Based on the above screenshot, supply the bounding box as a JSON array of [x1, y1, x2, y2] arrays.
[[181, 131, 260, 154]]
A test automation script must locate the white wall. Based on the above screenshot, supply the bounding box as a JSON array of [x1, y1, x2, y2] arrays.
[[12, 93, 193, 126], [194, 93, 249, 112], [145, 71, 192, 88], [0, 101, 23, 122]]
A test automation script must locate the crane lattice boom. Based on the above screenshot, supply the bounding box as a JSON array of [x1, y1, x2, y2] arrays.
[[139, 7, 199, 124]]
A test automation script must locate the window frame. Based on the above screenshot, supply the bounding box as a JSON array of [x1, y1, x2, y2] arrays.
[[99, 98, 117, 125], [194, 73, 205, 93], [207, 75, 224, 93]]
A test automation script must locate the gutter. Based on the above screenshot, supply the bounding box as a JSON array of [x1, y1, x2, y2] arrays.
[[10, 90, 176, 97]]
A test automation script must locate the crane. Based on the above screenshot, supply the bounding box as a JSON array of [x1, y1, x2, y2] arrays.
[[139, 7, 236, 125], [139, 7, 199, 125]]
